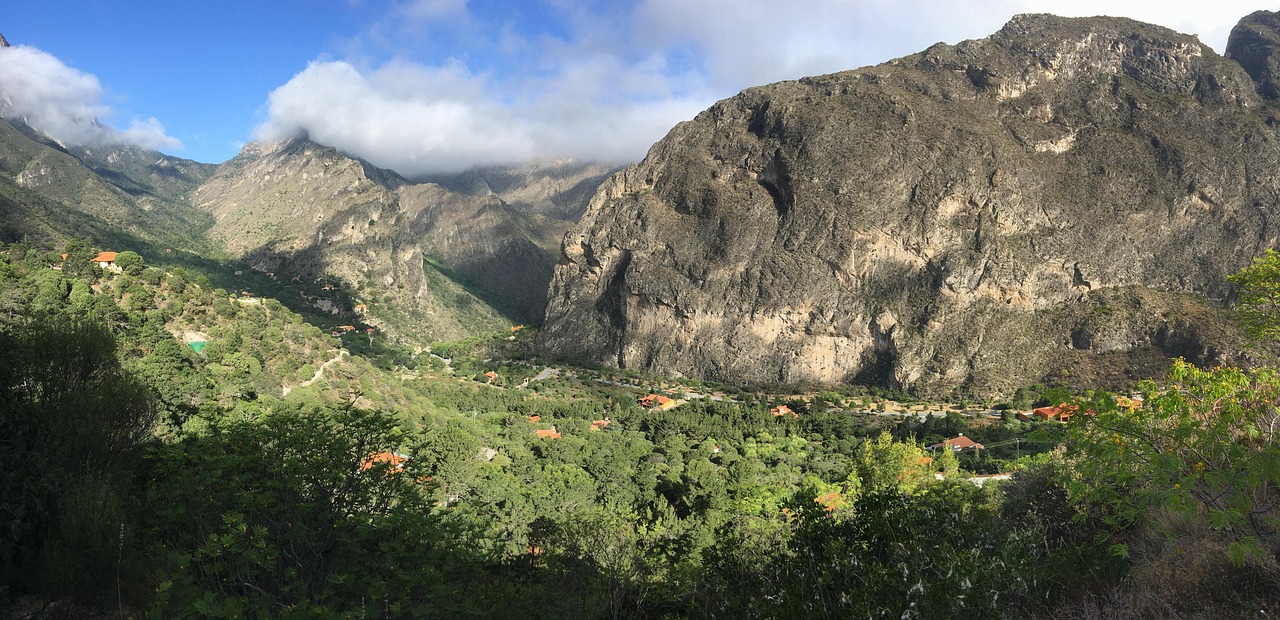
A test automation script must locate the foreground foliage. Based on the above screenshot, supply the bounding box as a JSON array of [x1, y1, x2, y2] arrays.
[[4, 240, 1280, 618]]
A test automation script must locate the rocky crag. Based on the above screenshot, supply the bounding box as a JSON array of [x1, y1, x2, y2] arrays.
[[541, 12, 1280, 397]]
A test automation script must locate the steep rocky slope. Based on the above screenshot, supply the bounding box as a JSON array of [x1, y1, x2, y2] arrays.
[[541, 13, 1280, 397], [0, 117, 215, 248], [192, 140, 597, 343]]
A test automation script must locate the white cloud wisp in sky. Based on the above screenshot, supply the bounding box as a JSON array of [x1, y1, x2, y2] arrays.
[[0, 45, 182, 152]]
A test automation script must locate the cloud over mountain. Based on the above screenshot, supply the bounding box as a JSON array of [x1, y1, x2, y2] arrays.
[[254, 0, 1264, 176], [0, 44, 181, 151]]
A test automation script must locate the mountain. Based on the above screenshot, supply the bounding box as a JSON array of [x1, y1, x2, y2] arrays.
[[191, 140, 609, 343], [0, 116, 216, 249], [416, 159, 620, 234], [540, 13, 1280, 398]]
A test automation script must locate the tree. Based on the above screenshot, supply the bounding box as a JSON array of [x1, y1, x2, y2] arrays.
[[1072, 360, 1280, 563], [146, 405, 480, 616], [1229, 248, 1280, 341], [112, 250, 144, 276], [847, 431, 939, 497], [0, 318, 158, 604]]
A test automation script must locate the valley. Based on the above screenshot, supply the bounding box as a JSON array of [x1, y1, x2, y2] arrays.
[[6, 9, 1280, 619]]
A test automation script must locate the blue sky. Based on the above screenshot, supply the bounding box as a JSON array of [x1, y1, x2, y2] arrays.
[[1, 1, 1268, 174]]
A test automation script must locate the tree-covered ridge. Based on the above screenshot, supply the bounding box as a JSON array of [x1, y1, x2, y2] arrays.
[[3, 240, 1280, 618]]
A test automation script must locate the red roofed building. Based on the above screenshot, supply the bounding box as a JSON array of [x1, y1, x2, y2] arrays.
[[1018, 404, 1093, 423], [639, 394, 671, 408], [91, 251, 121, 272], [930, 434, 985, 451], [771, 405, 798, 418], [590, 418, 611, 431], [535, 428, 561, 439]]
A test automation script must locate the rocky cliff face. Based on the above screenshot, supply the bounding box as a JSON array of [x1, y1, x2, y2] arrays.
[[192, 140, 598, 343], [541, 13, 1280, 397]]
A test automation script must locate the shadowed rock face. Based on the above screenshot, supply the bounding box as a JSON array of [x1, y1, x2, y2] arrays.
[[1228, 10, 1280, 100], [541, 13, 1280, 398]]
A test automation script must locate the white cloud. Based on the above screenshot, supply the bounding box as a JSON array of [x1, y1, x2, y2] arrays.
[[397, 0, 468, 22], [120, 117, 184, 151], [0, 44, 182, 151], [255, 47, 716, 175], [256, 60, 537, 174]]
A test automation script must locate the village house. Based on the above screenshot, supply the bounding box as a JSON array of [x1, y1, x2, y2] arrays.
[[638, 394, 681, 410], [1017, 403, 1094, 423], [929, 434, 985, 451], [639, 394, 670, 408], [771, 405, 798, 418], [91, 251, 121, 273], [535, 428, 561, 439], [590, 418, 611, 431]]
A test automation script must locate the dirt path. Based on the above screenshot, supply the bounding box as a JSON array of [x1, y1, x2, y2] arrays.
[[282, 350, 347, 396]]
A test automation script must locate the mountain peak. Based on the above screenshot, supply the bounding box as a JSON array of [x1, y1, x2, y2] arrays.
[[540, 12, 1269, 397]]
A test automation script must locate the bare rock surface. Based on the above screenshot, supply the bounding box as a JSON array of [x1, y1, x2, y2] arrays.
[[541, 13, 1280, 397]]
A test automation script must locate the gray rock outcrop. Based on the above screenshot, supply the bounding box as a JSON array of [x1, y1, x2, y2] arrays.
[[541, 13, 1280, 397]]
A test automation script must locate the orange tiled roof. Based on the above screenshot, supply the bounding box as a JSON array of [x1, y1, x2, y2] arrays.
[[931, 435, 984, 451], [771, 405, 798, 418], [528, 415, 541, 423], [359, 451, 408, 472], [1031, 404, 1094, 422], [639, 394, 673, 408], [590, 418, 611, 431], [535, 428, 561, 439], [91, 251, 118, 263]]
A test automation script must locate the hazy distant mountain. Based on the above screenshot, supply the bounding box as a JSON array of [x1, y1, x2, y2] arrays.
[[191, 139, 610, 343], [541, 12, 1280, 397], [416, 160, 621, 222]]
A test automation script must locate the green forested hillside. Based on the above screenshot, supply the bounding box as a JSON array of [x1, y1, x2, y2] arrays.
[[3, 242, 1280, 618]]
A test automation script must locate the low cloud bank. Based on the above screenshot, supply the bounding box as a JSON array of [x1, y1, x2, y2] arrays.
[[255, 58, 707, 176], [0, 45, 181, 151]]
